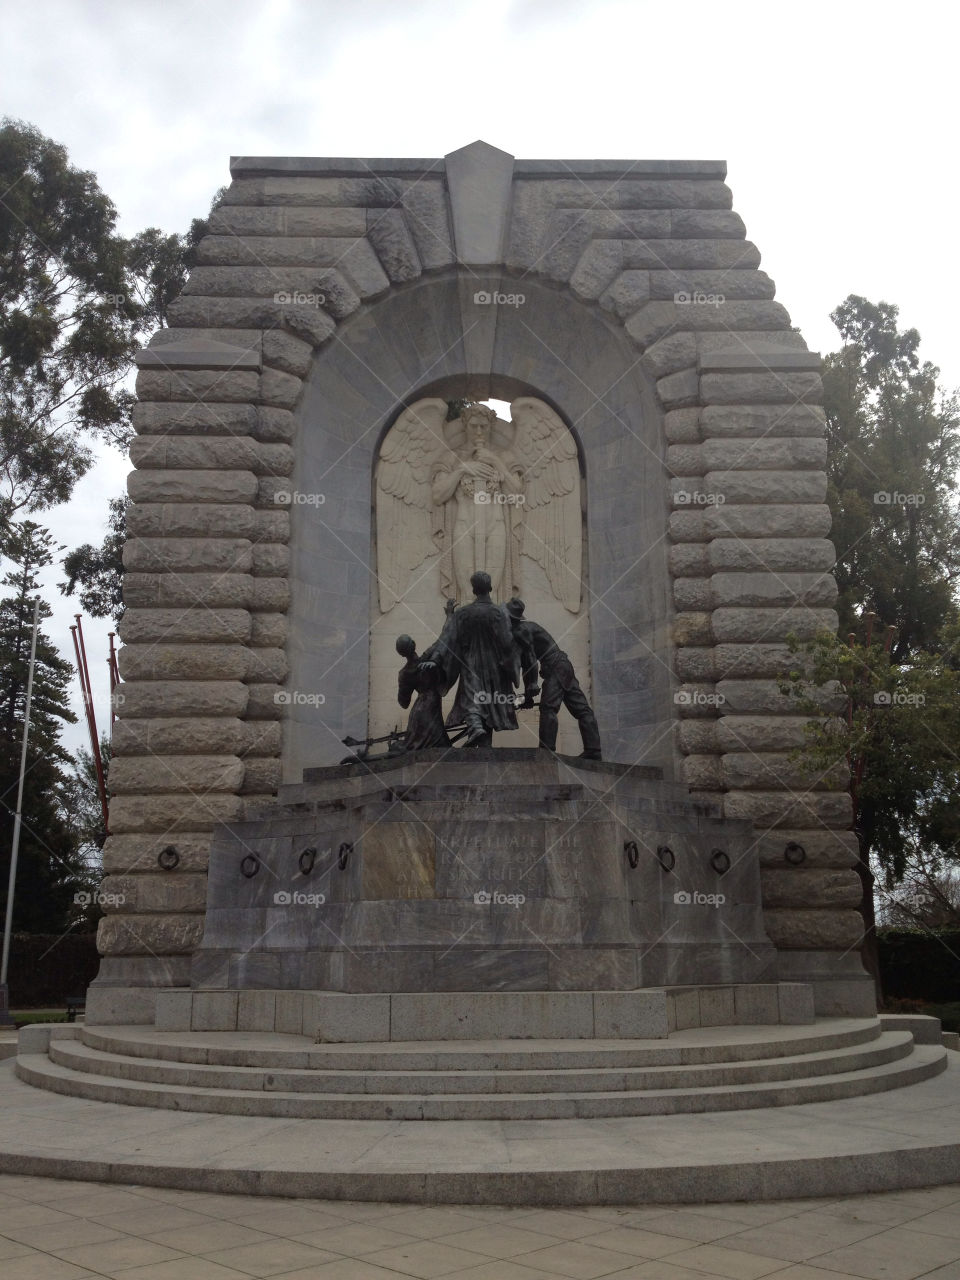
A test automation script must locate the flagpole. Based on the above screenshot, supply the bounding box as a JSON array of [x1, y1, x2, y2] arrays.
[[0, 597, 40, 1027]]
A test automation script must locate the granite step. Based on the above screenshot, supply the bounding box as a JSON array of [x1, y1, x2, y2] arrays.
[[19, 1039, 947, 1120], [81, 1018, 882, 1069], [50, 1031, 915, 1096]]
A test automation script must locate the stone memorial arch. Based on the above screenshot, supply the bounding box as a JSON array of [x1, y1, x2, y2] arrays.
[[92, 141, 869, 1024]]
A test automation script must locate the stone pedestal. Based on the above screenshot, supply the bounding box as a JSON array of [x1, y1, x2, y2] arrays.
[[191, 749, 776, 994]]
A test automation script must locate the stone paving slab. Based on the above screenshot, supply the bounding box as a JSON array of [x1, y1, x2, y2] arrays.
[[2, 1170, 960, 1280], [1, 1058, 959, 1206]]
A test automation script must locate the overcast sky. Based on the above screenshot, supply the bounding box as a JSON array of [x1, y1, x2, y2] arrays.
[[2, 0, 958, 757]]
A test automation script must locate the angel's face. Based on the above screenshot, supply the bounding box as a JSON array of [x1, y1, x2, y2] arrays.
[[466, 417, 489, 448]]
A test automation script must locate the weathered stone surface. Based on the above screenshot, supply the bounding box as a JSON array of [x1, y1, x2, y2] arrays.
[[657, 369, 699, 409], [113, 717, 246, 757], [257, 407, 296, 442], [700, 403, 825, 438], [760, 868, 861, 910], [109, 755, 244, 795], [626, 299, 788, 347], [673, 613, 712, 645], [662, 410, 701, 446], [668, 543, 709, 576], [756, 828, 859, 868], [261, 332, 313, 378], [249, 613, 287, 647], [102, 832, 213, 874], [127, 469, 258, 505], [250, 578, 291, 611], [723, 790, 853, 829], [108, 793, 243, 834], [701, 470, 827, 505], [125, 504, 256, 539], [705, 504, 833, 539], [712, 606, 839, 643], [676, 720, 718, 754], [681, 755, 722, 789], [100, 873, 208, 913], [122, 572, 255, 609], [715, 677, 845, 713], [209, 205, 367, 237], [714, 645, 815, 679], [709, 573, 838, 608], [598, 270, 652, 320], [670, 209, 744, 236], [118, 644, 260, 683], [252, 511, 290, 543], [260, 367, 303, 410], [133, 401, 258, 437], [119, 608, 251, 645], [708, 539, 835, 573], [184, 266, 365, 315], [115, 681, 249, 719], [244, 647, 288, 682], [243, 684, 286, 719], [674, 647, 715, 680], [721, 751, 847, 791], [648, 269, 775, 301], [166, 295, 336, 347], [700, 372, 823, 405], [122, 538, 252, 575], [129, 437, 294, 475], [241, 757, 281, 794], [764, 908, 864, 950], [97, 913, 205, 955], [697, 438, 828, 472], [673, 578, 712, 611], [366, 208, 422, 282], [135, 368, 260, 404], [251, 543, 290, 576]]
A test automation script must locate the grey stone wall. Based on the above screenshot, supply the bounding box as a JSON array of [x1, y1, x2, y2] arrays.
[[93, 142, 865, 1020]]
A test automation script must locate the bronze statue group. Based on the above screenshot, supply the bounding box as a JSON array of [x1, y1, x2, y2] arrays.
[[395, 570, 601, 760]]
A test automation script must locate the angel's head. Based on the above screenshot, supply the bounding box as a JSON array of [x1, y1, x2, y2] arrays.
[[461, 403, 497, 448]]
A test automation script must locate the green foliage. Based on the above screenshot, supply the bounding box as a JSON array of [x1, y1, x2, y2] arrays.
[[61, 494, 125, 624], [0, 522, 95, 933], [0, 119, 141, 545], [125, 186, 225, 331], [824, 295, 960, 659], [877, 929, 960, 1004]]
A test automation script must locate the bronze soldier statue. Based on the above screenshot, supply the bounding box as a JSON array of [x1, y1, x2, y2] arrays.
[[395, 634, 451, 750], [506, 597, 601, 760]]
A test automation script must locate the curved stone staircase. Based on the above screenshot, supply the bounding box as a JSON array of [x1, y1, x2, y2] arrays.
[[17, 1017, 947, 1121]]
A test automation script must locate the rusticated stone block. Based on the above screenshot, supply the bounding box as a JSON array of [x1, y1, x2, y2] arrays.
[[250, 578, 290, 611], [100, 873, 208, 913], [706, 504, 833, 539], [599, 271, 652, 321], [257, 407, 296, 441], [126, 504, 256, 539], [243, 684, 286, 719], [760, 868, 861, 910], [118, 643, 249, 682], [723, 789, 853, 829], [108, 793, 243, 834], [657, 368, 699, 410], [756, 828, 859, 868], [721, 752, 847, 791], [702, 470, 827, 505], [113, 717, 247, 757], [715, 678, 845, 714], [626, 299, 788, 347], [674, 683, 722, 717], [109, 755, 244, 795], [119, 608, 251, 646], [239, 721, 282, 756], [184, 266, 362, 316], [115, 681, 248, 719], [209, 204, 366, 236], [97, 913, 205, 956], [260, 367, 303, 410], [701, 372, 823, 405], [681, 755, 722, 789], [135, 368, 260, 404], [673, 578, 712, 611], [714, 645, 814, 679], [102, 832, 213, 874], [127, 469, 258, 505], [129, 437, 294, 476], [700, 438, 827, 471], [670, 209, 745, 236], [241, 757, 281, 794], [366, 207, 422, 282], [666, 444, 703, 476], [133, 401, 258, 437], [715, 715, 816, 752], [669, 511, 708, 542], [251, 544, 290, 576], [244, 647, 288, 682], [711, 607, 839, 643], [764, 908, 864, 950], [674, 647, 715, 680], [709, 539, 835, 573], [677, 720, 719, 754], [669, 544, 710, 576], [166, 295, 337, 347], [122, 538, 252, 575], [122, 572, 254, 609], [710, 573, 838, 608], [663, 407, 702, 442], [249, 613, 287, 647], [649, 269, 775, 301], [252, 511, 290, 543], [700, 403, 825, 438], [673, 613, 712, 645]]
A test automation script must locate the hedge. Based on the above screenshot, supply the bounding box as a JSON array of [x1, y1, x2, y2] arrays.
[[878, 928, 960, 1004], [6, 933, 100, 1008]]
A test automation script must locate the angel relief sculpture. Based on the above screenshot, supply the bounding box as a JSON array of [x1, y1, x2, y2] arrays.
[[376, 398, 582, 613]]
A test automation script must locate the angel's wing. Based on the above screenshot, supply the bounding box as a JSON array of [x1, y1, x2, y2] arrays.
[[376, 398, 451, 612], [510, 397, 582, 612]]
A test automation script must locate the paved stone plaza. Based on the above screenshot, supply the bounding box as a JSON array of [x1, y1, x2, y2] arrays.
[[3, 1172, 960, 1279]]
